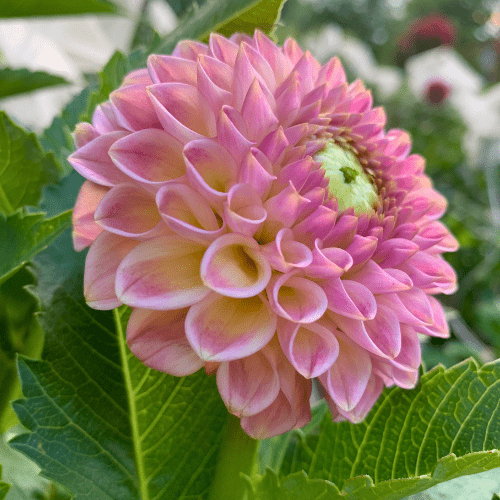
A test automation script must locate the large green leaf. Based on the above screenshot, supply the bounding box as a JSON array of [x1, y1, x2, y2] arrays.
[[0, 0, 117, 18], [255, 359, 500, 499], [9, 264, 229, 499], [0, 112, 61, 216], [0, 68, 69, 99], [0, 465, 10, 500], [0, 209, 72, 286]]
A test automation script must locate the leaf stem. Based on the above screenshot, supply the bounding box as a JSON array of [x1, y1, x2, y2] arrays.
[[209, 413, 258, 500]]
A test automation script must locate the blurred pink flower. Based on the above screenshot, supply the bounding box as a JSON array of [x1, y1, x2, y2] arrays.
[[424, 80, 451, 105], [396, 14, 457, 66], [70, 31, 458, 438]]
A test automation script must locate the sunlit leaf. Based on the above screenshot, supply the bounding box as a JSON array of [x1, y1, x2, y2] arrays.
[[0, 0, 118, 18]]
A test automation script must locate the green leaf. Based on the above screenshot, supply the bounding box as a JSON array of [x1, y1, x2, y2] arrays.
[[0, 112, 61, 216], [0, 0, 117, 18], [273, 359, 500, 499], [0, 68, 69, 100], [0, 209, 72, 286], [10, 266, 229, 499], [153, 0, 287, 55], [0, 266, 44, 433], [0, 465, 10, 500]]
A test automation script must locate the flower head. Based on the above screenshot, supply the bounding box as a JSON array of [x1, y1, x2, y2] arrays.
[[70, 31, 458, 439]]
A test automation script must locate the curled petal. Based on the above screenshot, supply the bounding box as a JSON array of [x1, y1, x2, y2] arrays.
[[261, 228, 313, 273], [185, 293, 277, 361], [72, 181, 109, 251], [84, 232, 138, 310], [217, 107, 254, 165], [92, 102, 122, 134], [389, 324, 421, 373], [413, 295, 450, 338], [122, 68, 152, 86], [268, 272, 328, 323], [116, 235, 210, 310], [127, 308, 203, 376], [209, 33, 239, 66], [377, 288, 433, 326], [224, 183, 267, 236], [216, 350, 280, 417], [238, 148, 276, 199], [320, 331, 372, 412], [95, 183, 162, 238], [305, 240, 353, 279], [172, 39, 208, 60], [73, 123, 99, 149], [374, 238, 420, 268], [277, 317, 339, 378], [147, 55, 197, 85], [68, 131, 129, 186], [156, 183, 224, 244], [345, 235, 378, 267], [200, 233, 271, 298], [109, 129, 185, 185], [184, 138, 237, 208], [322, 278, 377, 320], [147, 83, 216, 143]]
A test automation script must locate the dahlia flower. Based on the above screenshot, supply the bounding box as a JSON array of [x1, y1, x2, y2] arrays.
[[69, 31, 458, 439]]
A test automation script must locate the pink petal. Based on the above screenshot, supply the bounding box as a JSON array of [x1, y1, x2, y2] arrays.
[[377, 288, 433, 326], [374, 238, 420, 267], [73, 122, 99, 149], [223, 183, 267, 236], [216, 350, 280, 417], [253, 30, 292, 86], [241, 78, 279, 143], [200, 233, 271, 298], [345, 235, 378, 267], [196, 57, 232, 111], [94, 183, 162, 238], [147, 55, 197, 85], [110, 84, 161, 131], [304, 240, 353, 279], [292, 206, 337, 247], [115, 235, 210, 309], [72, 181, 109, 251], [241, 42, 276, 94], [156, 182, 224, 244], [209, 33, 239, 66], [322, 278, 377, 320], [185, 292, 277, 361], [260, 228, 313, 273], [348, 260, 413, 293], [267, 272, 328, 324], [217, 107, 254, 165], [238, 148, 276, 199], [277, 317, 339, 378], [68, 131, 130, 186], [122, 68, 152, 86], [389, 324, 421, 372], [413, 295, 450, 338], [127, 308, 203, 376], [147, 83, 216, 143], [172, 39, 208, 60], [184, 138, 237, 208], [320, 331, 372, 412], [84, 232, 138, 309], [92, 102, 123, 134], [109, 128, 186, 185]]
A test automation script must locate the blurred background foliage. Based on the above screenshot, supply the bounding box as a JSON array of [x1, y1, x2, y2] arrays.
[[1, 0, 500, 498]]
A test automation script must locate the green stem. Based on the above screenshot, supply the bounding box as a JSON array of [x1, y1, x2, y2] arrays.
[[209, 414, 259, 500]]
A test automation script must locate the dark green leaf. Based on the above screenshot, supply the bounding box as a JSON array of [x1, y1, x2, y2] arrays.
[[0, 68, 69, 99], [273, 359, 500, 499], [0, 112, 61, 215], [0, 0, 118, 18], [0, 465, 10, 500], [0, 266, 43, 433], [10, 264, 229, 499], [0, 209, 72, 286]]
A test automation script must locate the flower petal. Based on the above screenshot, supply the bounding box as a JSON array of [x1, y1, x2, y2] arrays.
[[216, 350, 280, 417], [268, 272, 328, 323], [277, 317, 339, 378], [109, 129, 185, 185], [147, 55, 197, 85], [116, 235, 210, 309], [185, 293, 277, 361], [95, 183, 162, 238], [200, 233, 271, 298], [72, 181, 109, 251], [349, 260, 413, 293], [127, 308, 203, 376], [84, 232, 138, 310]]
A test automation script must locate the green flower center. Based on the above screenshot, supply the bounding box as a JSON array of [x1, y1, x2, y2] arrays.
[[314, 142, 379, 215]]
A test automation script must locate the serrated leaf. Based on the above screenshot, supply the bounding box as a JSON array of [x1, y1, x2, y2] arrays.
[[274, 360, 500, 499], [0, 210, 72, 286], [0, 465, 10, 500], [0, 68, 69, 99], [9, 263, 229, 499], [0, 112, 61, 215], [0, 0, 117, 18]]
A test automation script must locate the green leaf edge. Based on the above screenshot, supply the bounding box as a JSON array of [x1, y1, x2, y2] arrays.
[[0, 68, 69, 99], [0, 465, 10, 500]]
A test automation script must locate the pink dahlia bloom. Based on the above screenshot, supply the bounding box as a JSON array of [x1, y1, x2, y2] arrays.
[[70, 31, 458, 439]]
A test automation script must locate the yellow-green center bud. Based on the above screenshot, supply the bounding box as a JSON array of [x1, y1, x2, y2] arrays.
[[314, 142, 379, 215]]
